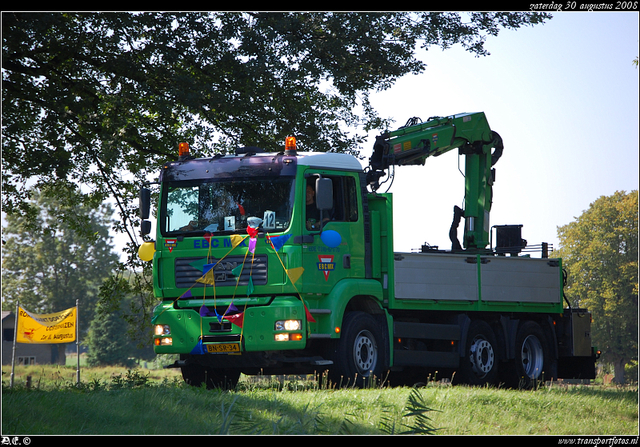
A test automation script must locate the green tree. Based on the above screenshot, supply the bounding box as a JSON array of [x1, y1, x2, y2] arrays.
[[555, 190, 638, 384], [86, 274, 156, 367], [2, 11, 551, 330], [1, 184, 119, 364], [86, 289, 134, 367]]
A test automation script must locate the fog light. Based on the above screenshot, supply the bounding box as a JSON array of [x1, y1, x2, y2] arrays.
[[154, 337, 173, 346], [275, 333, 289, 342], [274, 333, 302, 342], [275, 320, 301, 331], [155, 324, 170, 336]]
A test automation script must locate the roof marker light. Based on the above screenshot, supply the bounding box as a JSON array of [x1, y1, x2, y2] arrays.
[[178, 142, 190, 158], [285, 136, 297, 155]]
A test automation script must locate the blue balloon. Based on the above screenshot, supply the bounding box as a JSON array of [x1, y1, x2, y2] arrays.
[[320, 230, 342, 248]]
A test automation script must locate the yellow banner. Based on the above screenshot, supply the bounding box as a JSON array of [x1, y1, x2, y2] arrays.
[[16, 306, 77, 344]]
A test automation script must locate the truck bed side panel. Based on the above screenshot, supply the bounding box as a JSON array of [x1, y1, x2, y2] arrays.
[[394, 253, 478, 301], [393, 253, 561, 305], [481, 256, 561, 303]]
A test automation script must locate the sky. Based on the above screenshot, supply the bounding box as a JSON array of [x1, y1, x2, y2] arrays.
[[358, 12, 639, 255]]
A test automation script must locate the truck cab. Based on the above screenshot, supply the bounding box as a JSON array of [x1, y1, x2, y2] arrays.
[[145, 143, 388, 387]]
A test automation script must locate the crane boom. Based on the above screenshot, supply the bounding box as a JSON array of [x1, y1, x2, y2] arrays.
[[365, 112, 504, 251]]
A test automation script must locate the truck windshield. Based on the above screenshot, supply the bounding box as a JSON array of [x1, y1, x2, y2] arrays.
[[162, 177, 295, 235]]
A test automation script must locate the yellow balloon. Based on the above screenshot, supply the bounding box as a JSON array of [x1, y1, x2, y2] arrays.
[[138, 241, 155, 262]]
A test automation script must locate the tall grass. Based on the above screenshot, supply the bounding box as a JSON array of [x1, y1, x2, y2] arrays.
[[2, 365, 638, 435]]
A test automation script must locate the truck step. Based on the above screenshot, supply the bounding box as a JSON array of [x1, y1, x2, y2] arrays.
[[311, 360, 334, 366]]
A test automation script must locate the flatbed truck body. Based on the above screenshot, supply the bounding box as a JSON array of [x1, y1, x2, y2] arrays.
[[143, 113, 597, 388]]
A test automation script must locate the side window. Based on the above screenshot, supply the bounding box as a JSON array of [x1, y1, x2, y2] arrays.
[[331, 176, 358, 222], [306, 175, 358, 230], [166, 185, 199, 232]]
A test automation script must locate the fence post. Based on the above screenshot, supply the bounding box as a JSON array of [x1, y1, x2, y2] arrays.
[[76, 299, 80, 386], [10, 301, 19, 389]]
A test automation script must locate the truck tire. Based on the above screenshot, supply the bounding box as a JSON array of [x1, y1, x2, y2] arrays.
[[456, 320, 499, 386], [329, 311, 386, 388], [513, 321, 551, 388], [181, 360, 240, 389]]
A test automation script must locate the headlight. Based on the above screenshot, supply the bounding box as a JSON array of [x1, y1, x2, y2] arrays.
[[275, 320, 301, 331], [154, 324, 171, 336]]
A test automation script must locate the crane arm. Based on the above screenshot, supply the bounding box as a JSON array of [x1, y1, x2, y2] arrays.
[[365, 112, 504, 251]]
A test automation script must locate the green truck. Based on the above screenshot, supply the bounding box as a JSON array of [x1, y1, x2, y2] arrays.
[[141, 112, 598, 388]]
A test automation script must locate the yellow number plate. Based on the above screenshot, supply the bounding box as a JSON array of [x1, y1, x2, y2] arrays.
[[206, 343, 240, 354]]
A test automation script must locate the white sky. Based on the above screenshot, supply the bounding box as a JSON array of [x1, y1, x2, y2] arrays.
[[359, 12, 639, 254]]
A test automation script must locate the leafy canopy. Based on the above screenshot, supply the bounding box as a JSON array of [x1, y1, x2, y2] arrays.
[[2, 12, 551, 334], [3, 11, 551, 224]]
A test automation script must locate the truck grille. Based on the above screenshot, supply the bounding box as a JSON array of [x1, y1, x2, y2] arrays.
[[175, 255, 268, 289]]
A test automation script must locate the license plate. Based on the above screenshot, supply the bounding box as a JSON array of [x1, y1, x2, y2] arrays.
[[206, 343, 240, 354]]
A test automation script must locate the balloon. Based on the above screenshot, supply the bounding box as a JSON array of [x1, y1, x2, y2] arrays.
[[138, 241, 155, 261], [247, 216, 262, 228], [320, 230, 342, 248]]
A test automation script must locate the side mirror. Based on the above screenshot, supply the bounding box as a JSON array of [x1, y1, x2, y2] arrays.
[[139, 188, 151, 219], [141, 220, 152, 236], [315, 177, 333, 211], [139, 187, 152, 236]]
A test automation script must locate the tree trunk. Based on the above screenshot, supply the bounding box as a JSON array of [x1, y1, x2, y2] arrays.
[[56, 344, 67, 366], [613, 358, 626, 385]]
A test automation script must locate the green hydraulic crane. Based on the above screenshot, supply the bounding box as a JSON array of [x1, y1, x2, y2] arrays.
[[365, 112, 504, 252]]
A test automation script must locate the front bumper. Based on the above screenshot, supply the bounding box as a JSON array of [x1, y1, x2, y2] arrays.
[[152, 296, 308, 355]]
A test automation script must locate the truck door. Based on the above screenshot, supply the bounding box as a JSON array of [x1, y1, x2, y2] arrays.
[[300, 172, 363, 295]]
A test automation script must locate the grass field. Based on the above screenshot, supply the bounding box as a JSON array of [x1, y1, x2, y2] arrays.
[[2, 364, 638, 436]]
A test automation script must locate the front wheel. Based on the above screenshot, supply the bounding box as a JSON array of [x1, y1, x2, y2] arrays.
[[329, 312, 387, 388]]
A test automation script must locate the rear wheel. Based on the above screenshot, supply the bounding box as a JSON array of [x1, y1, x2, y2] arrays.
[[456, 320, 499, 386], [329, 312, 386, 388], [514, 321, 552, 388]]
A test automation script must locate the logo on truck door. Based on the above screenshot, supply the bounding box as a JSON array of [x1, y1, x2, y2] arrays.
[[317, 255, 335, 281], [165, 239, 177, 252]]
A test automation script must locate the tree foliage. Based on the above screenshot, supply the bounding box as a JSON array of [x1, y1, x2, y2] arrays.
[[1, 184, 120, 362], [555, 190, 638, 383], [2, 11, 551, 333], [2, 11, 551, 216], [1, 185, 119, 318], [87, 274, 155, 366], [86, 292, 135, 367]]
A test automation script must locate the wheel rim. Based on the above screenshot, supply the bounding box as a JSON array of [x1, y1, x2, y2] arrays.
[[353, 330, 377, 375], [469, 336, 495, 378], [520, 334, 544, 379]]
